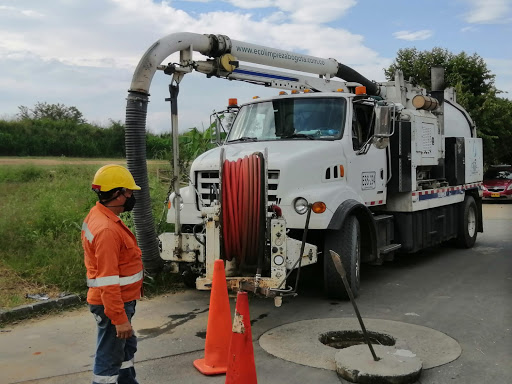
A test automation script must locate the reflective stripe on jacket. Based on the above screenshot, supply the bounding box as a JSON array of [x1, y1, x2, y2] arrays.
[[82, 202, 143, 325]]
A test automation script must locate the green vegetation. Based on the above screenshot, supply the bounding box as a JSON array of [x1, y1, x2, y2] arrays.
[[385, 48, 512, 166], [0, 117, 153, 158], [0, 161, 177, 308], [0, 102, 226, 310], [0, 102, 221, 162]]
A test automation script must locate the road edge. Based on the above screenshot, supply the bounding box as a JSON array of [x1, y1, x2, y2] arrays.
[[0, 294, 83, 324]]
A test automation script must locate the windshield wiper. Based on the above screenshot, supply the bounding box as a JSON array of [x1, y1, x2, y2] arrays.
[[227, 136, 258, 143], [280, 133, 315, 140]]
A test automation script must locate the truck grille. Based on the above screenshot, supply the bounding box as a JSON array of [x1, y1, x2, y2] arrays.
[[196, 170, 280, 209]]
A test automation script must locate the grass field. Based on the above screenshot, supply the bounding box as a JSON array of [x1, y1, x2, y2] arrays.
[[0, 157, 180, 309]]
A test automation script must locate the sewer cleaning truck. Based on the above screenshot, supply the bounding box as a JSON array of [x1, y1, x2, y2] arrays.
[[124, 33, 483, 301]]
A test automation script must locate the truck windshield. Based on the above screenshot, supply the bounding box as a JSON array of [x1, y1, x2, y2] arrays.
[[227, 97, 346, 142]]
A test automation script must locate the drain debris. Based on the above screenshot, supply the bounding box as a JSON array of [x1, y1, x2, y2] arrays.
[[320, 330, 395, 349]]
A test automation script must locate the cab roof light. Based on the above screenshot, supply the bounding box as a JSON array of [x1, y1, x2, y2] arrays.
[[291, 90, 299, 94], [355, 86, 367, 95], [228, 98, 238, 108], [252, 96, 260, 99], [303, 89, 311, 93], [336, 88, 344, 92], [279, 91, 288, 95]]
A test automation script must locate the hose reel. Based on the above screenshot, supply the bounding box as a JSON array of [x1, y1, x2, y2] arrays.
[[221, 153, 266, 270]]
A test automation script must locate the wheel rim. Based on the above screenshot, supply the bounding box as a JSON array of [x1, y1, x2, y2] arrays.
[[467, 205, 476, 238]]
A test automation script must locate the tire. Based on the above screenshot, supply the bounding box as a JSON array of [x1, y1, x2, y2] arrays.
[[456, 195, 478, 248], [323, 215, 361, 299], [182, 267, 198, 288]]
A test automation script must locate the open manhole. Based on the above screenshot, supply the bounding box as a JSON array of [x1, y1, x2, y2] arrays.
[[319, 330, 396, 349]]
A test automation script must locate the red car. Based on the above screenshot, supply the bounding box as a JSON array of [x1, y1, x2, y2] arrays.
[[482, 165, 512, 201]]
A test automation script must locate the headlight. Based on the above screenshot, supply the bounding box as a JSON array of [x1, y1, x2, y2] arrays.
[[507, 184, 512, 191], [481, 185, 487, 191], [293, 197, 309, 215]]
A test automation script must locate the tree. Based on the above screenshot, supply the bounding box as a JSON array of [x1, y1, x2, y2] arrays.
[[384, 48, 495, 94], [17, 102, 86, 124], [385, 48, 512, 166]]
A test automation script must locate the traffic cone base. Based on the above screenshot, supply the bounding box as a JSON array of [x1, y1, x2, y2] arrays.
[[193, 358, 228, 375], [193, 259, 232, 376]]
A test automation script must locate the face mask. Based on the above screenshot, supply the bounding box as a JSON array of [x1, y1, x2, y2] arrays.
[[123, 194, 136, 212]]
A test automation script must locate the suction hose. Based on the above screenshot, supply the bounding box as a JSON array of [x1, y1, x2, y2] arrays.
[[125, 92, 163, 274], [336, 63, 380, 95], [125, 33, 214, 275]]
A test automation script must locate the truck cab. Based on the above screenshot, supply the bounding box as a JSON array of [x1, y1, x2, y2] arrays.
[[173, 91, 388, 230]]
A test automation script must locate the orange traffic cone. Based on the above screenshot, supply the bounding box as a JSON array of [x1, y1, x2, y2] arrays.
[[193, 259, 232, 375], [225, 291, 257, 384]]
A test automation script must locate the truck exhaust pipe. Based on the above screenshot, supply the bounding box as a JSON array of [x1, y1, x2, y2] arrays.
[[430, 66, 445, 139]]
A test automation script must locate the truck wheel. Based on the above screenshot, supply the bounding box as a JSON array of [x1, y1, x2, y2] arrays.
[[456, 195, 478, 248], [182, 267, 198, 288], [323, 215, 361, 299]]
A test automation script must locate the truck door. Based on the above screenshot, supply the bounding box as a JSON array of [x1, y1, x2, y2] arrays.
[[344, 101, 387, 205]]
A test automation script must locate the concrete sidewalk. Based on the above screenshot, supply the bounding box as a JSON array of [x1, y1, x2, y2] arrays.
[[1, 290, 343, 384]]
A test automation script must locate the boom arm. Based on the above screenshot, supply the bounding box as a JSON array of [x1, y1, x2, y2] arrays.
[[130, 33, 379, 95], [198, 63, 356, 92]]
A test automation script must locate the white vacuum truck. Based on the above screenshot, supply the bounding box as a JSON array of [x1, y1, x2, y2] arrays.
[[124, 33, 483, 301]]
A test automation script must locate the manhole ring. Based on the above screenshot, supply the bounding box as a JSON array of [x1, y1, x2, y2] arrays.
[[320, 330, 395, 349], [259, 318, 461, 371]]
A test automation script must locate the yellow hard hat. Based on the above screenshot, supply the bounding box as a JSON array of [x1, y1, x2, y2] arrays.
[[92, 164, 141, 192]]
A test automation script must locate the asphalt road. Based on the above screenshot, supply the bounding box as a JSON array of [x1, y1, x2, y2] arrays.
[[1, 202, 510, 384]]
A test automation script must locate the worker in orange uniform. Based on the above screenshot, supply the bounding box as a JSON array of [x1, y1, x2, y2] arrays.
[[81, 164, 144, 384]]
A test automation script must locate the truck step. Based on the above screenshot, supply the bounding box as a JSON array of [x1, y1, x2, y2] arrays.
[[379, 244, 402, 255], [374, 214, 394, 222]]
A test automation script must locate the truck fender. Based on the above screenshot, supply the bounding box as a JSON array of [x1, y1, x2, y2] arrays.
[[327, 199, 378, 262]]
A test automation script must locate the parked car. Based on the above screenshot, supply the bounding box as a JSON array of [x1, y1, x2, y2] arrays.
[[482, 165, 512, 201]]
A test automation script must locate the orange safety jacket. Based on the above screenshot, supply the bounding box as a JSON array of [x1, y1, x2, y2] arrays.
[[81, 202, 143, 325]]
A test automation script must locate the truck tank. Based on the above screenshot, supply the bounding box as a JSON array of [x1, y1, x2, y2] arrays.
[[444, 89, 476, 138]]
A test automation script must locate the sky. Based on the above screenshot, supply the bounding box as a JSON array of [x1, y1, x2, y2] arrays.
[[0, 0, 511, 134]]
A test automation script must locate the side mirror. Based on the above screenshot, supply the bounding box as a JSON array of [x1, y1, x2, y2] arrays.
[[210, 110, 237, 146], [372, 105, 395, 149], [214, 114, 222, 145], [374, 105, 393, 137]]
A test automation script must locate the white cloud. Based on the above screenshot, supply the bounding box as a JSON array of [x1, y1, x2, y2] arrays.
[[224, 0, 357, 23], [0, 0, 370, 71], [393, 30, 433, 41], [460, 26, 476, 32], [227, 0, 274, 8], [463, 0, 511, 24], [0, 5, 44, 18], [274, 0, 357, 23]]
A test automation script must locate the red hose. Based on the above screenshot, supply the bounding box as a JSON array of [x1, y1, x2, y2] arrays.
[[221, 154, 262, 266]]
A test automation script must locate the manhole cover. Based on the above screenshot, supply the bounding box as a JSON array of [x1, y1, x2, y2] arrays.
[[320, 330, 395, 349]]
